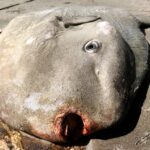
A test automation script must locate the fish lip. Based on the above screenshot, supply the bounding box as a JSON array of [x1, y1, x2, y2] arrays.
[[20, 130, 52, 145], [19, 128, 89, 146]]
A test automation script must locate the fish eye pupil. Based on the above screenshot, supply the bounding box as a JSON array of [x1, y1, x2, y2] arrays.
[[86, 44, 95, 50]]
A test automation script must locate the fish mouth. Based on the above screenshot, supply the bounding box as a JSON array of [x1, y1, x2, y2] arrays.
[[52, 108, 100, 145], [61, 113, 84, 141], [56, 112, 84, 143]]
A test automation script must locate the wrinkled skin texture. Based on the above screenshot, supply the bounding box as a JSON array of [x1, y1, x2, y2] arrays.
[[0, 10, 135, 145]]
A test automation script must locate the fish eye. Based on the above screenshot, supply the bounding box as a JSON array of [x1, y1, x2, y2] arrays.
[[83, 40, 101, 53]]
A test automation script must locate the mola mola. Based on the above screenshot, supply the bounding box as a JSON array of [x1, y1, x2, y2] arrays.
[[0, 5, 149, 146]]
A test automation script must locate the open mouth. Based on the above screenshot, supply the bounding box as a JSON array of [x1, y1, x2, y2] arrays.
[[53, 114, 88, 145], [52, 108, 100, 145], [61, 113, 84, 142]]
